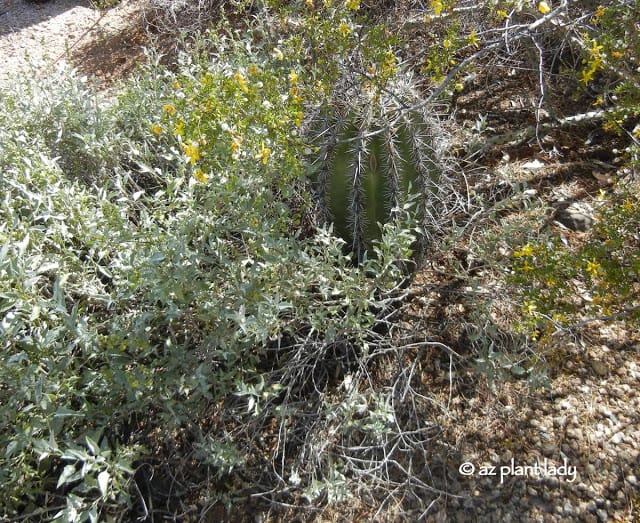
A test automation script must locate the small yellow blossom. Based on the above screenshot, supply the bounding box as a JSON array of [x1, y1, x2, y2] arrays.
[[162, 104, 177, 116], [172, 80, 181, 89], [623, 199, 635, 212], [520, 260, 534, 272], [496, 9, 508, 19], [467, 30, 479, 49], [443, 38, 453, 49], [593, 4, 605, 22], [580, 66, 596, 85], [234, 71, 249, 93], [183, 141, 201, 164], [430, 0, 443, 16], [381, 50, 397, 75], [248, 64, 260, 76], [524, 301, 537, 315], [293, 111, 304, 127], [513, 243, 535, 258], [290, 91, 303, 105], [288, 70, 299, 85], [259, 144, 272, 165], [193, 169, 209, 183], [305, 0, 314, 6], [338, 22, 352, 38], [586, 259, 601, 277], [346, 0, 360, 10], [611, 50, 623, 59], [173, 119, 185, 136], [151, 124, 163, 135], [273, 47, 284, 60], [231, 136, 242, 156], [538, 1, 551, 14]]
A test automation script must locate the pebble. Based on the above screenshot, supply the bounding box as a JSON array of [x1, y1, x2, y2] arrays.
[[563, 500, 574, 516], [591, 360, 608, 376], [609, 432, 624, 445]]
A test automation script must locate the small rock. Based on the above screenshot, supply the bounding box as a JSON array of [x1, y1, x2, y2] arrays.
[[554, 204, 595, 232], [609, 432, 624, 445], [591, 360, 608, 377], [541, 442, 557, 456], [563, 500, 574, 516], [596, 508, 608, 522]]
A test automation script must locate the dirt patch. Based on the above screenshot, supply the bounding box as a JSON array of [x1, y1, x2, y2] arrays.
[[0, 0, 148, 88]]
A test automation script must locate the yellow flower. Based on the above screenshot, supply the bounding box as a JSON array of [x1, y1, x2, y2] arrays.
[[231, 136, 242, 156], [234, 71, 249, 93], [346, 0, 360, 10], [381, 50, 397, 75], [338, 22, 352, 38], [593, 4, 605, 22], [430, 0, 443, 16], [162, 104, 176, 116], [611, 50, 623, 59], [443, 39, 452, 49], [513, 243, 534, 258], [172, 80, 181, 89], [259, 144, 271, 165], [579, 67, 596, 85], [290, 90, 303, 104], [248, 64, 260, 76], [183, 142, 201, 164], [193, 169, 209, 183], [524, 301, 537, 315], [496, 9, 508, 19], [151, 124, 163, 135], [521, 260, 534, 272], [173, 119, 185, 136], [586, 259, 601, 277], [467, 30, 479, 49], [293, 111, 304, 127], [288, 70, 299, 85], [537, 1, 551, 14], [273, 47, 284, 60], [305, 0, 314, 6]]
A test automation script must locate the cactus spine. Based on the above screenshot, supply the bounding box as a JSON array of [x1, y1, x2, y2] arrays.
[[313, 76, 450, 261]]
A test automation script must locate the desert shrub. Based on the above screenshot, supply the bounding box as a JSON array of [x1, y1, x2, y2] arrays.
[[0, 11, 442, 520]]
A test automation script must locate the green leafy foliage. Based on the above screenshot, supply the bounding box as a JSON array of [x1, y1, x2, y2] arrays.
[[511, 187, 640, 330], [0, 8, 424, 518]]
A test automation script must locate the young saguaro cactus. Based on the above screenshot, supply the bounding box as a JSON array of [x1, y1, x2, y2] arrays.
[[312, 75, 452, 261]]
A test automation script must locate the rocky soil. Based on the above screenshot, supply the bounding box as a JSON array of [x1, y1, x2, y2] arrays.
[[0, 0, 146, 88]]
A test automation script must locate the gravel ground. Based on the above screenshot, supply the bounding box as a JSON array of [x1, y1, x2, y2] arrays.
[[0, 0, 143, 88], [435, 329, 640, 522]]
